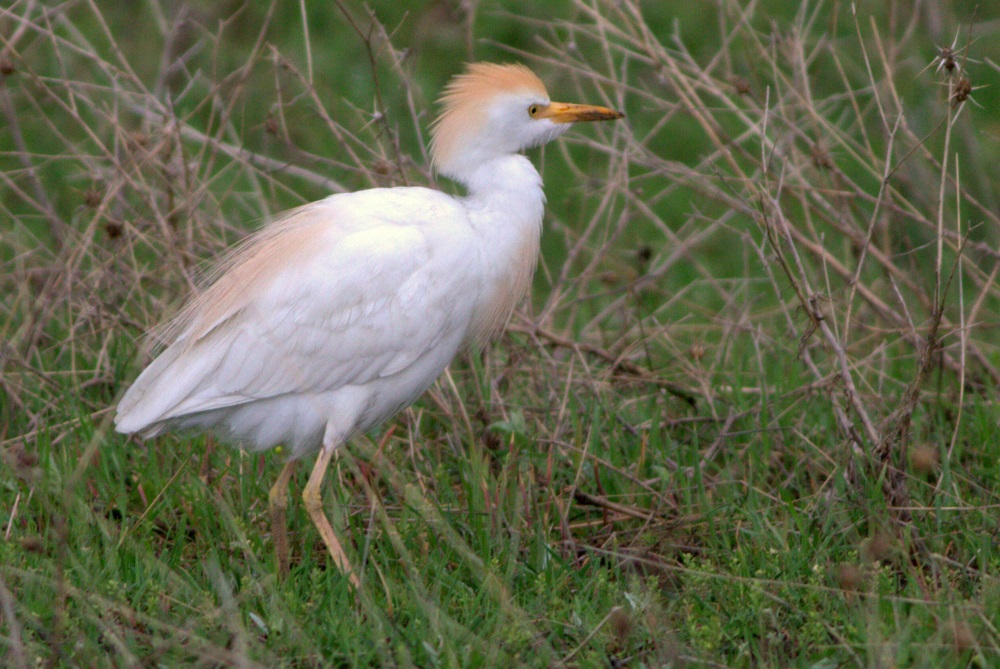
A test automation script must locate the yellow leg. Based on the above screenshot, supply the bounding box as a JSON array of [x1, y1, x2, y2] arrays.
[[268, 460, 297, 579], [303, 446, 359, 587]]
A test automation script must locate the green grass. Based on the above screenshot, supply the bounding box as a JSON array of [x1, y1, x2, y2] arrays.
[[4, 0, 1000, 666]]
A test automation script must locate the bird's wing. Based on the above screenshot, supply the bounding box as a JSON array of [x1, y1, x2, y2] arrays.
[[115, 189, 478, 433]]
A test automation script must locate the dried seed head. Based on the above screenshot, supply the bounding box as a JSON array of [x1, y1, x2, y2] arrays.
[[609, 607, 633, 643], [952, 76, 973, 107], [264, 115, 279, 135], [949, 620, 975, 653], [910, 444, 939, 474], [19, 536, 46, 554], [84, 187, 102, 209], [731, 76, 752, 96], [598, 270, 619, 286], [937, 46, 958, 75], [105, 221, 123, 239], [14, 446, 38, 470], [129, 131, 149, 149], [372, 159, 395, 176], [836, 563, 863, 591], [811, 142, 834, 170], [861, 530, 894, 563]]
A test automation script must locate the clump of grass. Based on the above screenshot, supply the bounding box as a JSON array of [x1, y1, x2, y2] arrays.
[[2, 0, 1000, 666]]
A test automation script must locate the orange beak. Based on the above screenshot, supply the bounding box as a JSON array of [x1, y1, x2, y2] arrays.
[[535, 101, 625, 123]]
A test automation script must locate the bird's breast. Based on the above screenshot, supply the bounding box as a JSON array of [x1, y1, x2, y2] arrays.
[[467, 222, 541, 345]]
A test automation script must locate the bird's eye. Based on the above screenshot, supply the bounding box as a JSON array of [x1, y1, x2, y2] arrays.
[[528, 104, 540, 117]]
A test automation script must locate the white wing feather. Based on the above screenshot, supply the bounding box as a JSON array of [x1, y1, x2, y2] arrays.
[[115, 187, 479, 443]]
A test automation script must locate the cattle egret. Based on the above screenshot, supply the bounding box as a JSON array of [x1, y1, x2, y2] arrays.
[[115, 62, 624, 585]]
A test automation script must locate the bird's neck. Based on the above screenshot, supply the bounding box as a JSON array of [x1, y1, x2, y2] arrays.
[[456, 154, 546, 343], [458, 155, 546, 223]]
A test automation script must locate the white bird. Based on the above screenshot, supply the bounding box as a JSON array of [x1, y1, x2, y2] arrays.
[[115, 62, 623, 585]]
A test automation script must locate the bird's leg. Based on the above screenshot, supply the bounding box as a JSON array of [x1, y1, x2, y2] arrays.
[[302, 445, 359, 587], [268, 460, 297, 579]]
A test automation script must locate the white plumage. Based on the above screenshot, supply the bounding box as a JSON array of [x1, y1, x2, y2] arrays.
[[116, 189, 481, 457], [115, 62, 623, 585]]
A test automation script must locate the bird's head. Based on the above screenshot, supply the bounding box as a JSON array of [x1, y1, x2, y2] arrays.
[[430, 63, 624, 183]]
